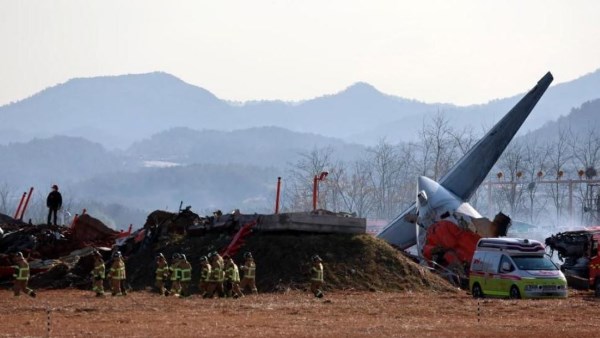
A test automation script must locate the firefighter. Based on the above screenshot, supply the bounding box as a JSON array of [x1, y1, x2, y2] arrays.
[[109, 251, 127, 296], [239, 251, 258, 294], [91, 250, 105, 297], [169, 253, 182, 296], [310, 254, 324, 298], [179, 254, 192, 298], [216, 252, 226, 297], [198, 255, 211, 296], [155, 253, 169, 295], [12, 252, 36, 298], [224, 255, 243, 298], [204, 252, 224, 298]]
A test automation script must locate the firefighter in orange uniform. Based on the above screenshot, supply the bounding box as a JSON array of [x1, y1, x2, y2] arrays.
[[239, 251, 258, 294], [12, 252, 36, 297]]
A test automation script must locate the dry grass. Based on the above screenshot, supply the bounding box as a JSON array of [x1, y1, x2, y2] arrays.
[[1, 289, 599, 337]]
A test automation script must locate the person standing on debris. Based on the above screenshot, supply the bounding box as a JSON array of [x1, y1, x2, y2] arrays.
[[12, 252, 36, 298], [109, 251, 127, 296], [239, 251, 258, 294], [204, 252, 224, 298], [198, 255, 211, 296], [309, 254, 324, 298], [179, 254, 192, 298], [224, 255, 244, 298], [169, 253, 182, 296], [92, 250, 105, 297], [155, 253, 169, 296], [46, 184, 62, 226]]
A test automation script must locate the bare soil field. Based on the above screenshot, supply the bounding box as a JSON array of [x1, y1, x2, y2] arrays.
[[1, 289, 599, 337]]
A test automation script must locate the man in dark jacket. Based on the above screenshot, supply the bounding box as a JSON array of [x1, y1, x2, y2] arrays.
[[46, 184, 62, 225]]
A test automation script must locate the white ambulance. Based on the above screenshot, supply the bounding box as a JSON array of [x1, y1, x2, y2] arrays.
[[469, 238, 567, 299]]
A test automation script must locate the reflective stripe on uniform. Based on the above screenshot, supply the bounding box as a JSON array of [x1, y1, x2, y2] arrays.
[[111, 260, 126, 280], [244, 262, 256, 279], [209, 266, 221, 282], [201, 264, 211, 281], [311, 263, 324, 282], [16, 266, 30, 280], [226, 265, 241, 283], [156, 266, 168, 280], [170, 266, 181, 281], [181, 268, 192, 282], [94, 264, 105, 279]]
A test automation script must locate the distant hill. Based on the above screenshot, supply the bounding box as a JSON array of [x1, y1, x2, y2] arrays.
[[356, 70, 600, 144], [126, 126, 366, 167], [0, 72, 231, 148], [520, 98, 600, 142], [0, 136, 124, 189], [237, 82, 450, 141], [72, 163, 279, 214], [2, 70, 599, 148]]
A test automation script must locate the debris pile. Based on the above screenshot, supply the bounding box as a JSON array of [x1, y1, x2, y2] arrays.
[[2, 209, 455, 293], [0, 212, 118, 286]]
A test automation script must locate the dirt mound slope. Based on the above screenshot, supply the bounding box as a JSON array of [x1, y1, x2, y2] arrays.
[[126, 233, 454, 293]]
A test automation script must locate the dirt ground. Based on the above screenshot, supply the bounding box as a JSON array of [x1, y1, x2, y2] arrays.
[[1, 289, 600, 337]]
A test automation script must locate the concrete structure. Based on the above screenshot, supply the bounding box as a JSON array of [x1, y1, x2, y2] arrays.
[[255, 211, 366, 234]]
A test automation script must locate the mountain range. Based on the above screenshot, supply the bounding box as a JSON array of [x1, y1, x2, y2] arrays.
[[2, 69, 600, 148]]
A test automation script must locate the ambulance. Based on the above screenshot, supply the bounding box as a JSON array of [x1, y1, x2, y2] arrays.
[[469, 238, 567, 299]]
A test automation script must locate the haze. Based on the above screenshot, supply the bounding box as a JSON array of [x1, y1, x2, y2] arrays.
[[1, 0, 599, 106]]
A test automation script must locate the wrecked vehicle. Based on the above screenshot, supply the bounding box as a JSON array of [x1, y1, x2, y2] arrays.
[[545, 227, 600, 296]]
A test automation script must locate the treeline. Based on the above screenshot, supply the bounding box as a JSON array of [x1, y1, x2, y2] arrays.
[[281, 112, 600, 228]]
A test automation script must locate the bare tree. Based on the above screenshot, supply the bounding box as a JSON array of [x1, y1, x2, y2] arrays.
[[367, 139, 404, 220], [521, 138, 551, 224], [349, 160, 377, 217], [283, 147, 333, 212], [327, 159, 375, 217], [544, 128, 573, 225], [418, 112, 457, 180], [319, 159, 351, 213], [448, 125, 479, 157], [570, 127, 600, 224], [495, 141, 527, 217], [0, 182, 13, 215]]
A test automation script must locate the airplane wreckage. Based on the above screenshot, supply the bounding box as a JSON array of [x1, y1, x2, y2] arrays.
[[377, 72, 554, 281]]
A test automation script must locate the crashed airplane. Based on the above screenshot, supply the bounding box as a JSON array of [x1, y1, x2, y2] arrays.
[[377, 72, 554, 275]]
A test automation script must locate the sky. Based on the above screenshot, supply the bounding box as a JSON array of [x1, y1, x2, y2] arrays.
[[1, 0, 599, 106]]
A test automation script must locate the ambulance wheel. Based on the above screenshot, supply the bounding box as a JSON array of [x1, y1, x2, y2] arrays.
[[509, 285, 521, 299], [471, 283, 484, 298]]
